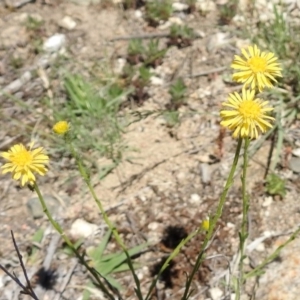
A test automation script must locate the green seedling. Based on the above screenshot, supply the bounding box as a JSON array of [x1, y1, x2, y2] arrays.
[[145, 0, 173, 27], [144, 39, 167, 67], [265, 173, 286, 198], [87, 229, 147, 290], [218, 0, 238, 25], [9, 55, 24, 69], [24, 16, 44, 31], [168, 78, 187, 109], [50, 74, 133, 178], [131, 66, 151, 104], [127, 39, 145, 65], [184, 0, 196, 13], [123, 0, 145, 10], [28, 228, 44, 264], [168, 24, 195, 48], [163, 110, 180, 127]]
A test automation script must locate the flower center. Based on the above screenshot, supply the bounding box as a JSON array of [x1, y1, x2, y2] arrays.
[[248, 57, 267, 73], [13, 149, 33, 166], [239, 100, 261, 119]]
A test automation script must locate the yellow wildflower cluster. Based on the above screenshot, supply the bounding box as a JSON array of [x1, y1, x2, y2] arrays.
[[220, 45, 282, 139]]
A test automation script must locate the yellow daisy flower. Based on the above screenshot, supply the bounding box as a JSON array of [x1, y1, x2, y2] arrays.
[[220, 89, 275, 139], [1, 142, 49, 186], [231, 45, 282, 92], [53, 121, 70, 135]]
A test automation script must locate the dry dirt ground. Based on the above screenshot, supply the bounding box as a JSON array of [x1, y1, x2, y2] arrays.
[[1, 0, 300, 299]]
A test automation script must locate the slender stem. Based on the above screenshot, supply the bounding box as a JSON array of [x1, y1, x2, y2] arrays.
[[245, 225, 300, 279], [270, 98, 283, 173], [236, 138, 250, 300], [67, 141, 143, 300], [181, 137, 243, 300], [33, 183, 115, 300]]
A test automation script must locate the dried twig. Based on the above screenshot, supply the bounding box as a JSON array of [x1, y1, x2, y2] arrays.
[[53, 259, 78, 300], [186, 66, 228, 78], [110, 32, 204, 41], [0, 231, 39, 300]]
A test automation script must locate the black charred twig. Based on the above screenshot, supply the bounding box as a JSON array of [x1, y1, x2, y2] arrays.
[[0, 230, 39, 300]]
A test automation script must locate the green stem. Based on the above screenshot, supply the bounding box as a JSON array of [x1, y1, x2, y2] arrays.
[[236, 138, 250, 300], [67, 141, 143, 300], [33, 183, 115, 300], [181, 137, 243, 300], [244, 225, 300, 279]]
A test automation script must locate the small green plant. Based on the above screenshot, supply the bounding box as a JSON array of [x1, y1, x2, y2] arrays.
[[131, 66, 151, 104], [218, 0, 238, 25], [123, 0, 145, 10], [24, 15, 44, 31], [127, 39, 145, 65], [51, 74, 133, 172], [87, 229, 147, 290], [144, 39, 167, 67], [168, 24, 195, 48], [163, 110, 180, 127], [184, 0, 196, 13], [168, 78, 187, 109], [9, 55, 24, 69], [28, 228, 44, 264], [145, 0, 173, 27], [265, 173, 286, 198]]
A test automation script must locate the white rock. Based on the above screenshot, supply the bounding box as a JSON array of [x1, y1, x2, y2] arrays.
[[227, 222, 235, 228], [256, 242, 266, 252], [148, 222, 160, 231], [172, 2, 189, 11], [70, 218, 98, 239], [206, 32, 231, 53], [2, 71, 31, 94], [134, 10, 143, 18], [292, 148, 300, 157], [168, 16, 184, 25], [59, 16, 76, 30], [209, 287, 223, 300], [200, 163, 211, 184], [262, 196, 273, 207], [150, 76, 164, 85], [114, 58, 126, 75], [196, 0, 216, 13], [189, 193, 201, 204], [43, 33, 66, 53]]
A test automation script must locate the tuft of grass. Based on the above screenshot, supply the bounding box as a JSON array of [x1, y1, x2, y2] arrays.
[[86, 229, 147, 290], [51, 74, 133, 174], [145, 0, 173, 27], [24, 15, 44, 31], [163, 110, 180, 128], [163, 78, 187, 127], [131, 66, 151, 104], [168, 24, 195, 48], [123, 0, 145, 10], [127, 39, 145, 65], [218, 0, 238, 25], [253, 5, 300, 94], [265, 173, 286, 198], [168, 78, 187, 110], [144, 39, 167, 67]]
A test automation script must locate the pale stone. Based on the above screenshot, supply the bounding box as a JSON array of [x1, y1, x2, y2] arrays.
[[209, 287, 223, 300], [43, 33, 66, 53], [70, 219, 98, 239], [59, 16, 77, 30]]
